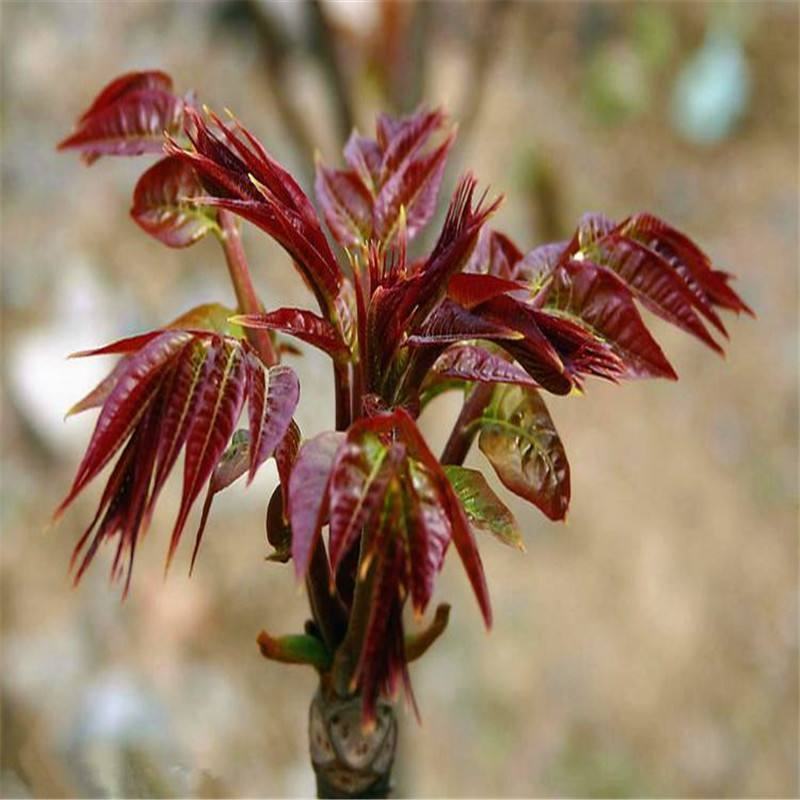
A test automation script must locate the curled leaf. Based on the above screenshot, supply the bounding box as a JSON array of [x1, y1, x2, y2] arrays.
[[405, 603, 451, 662], [131, 155, 219, 247], [477, 384, 570, 521], [59, 83, 185, 164], [257, 629, 331, 671]]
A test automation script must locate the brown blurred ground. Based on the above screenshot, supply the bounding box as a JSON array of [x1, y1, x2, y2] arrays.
[[1, 2, 797, 798]]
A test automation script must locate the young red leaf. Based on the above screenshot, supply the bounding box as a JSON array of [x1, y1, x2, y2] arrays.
[[586, 233, 723, 353], [407, 175, 503, 327], [167, 339, 248, 568], [542, 260, 677, 380], [234, 308, 349, 359], [69, 331, 165, 359], [191, 429, 251, 572], [244, 358, 300, 484], [430, 344, 538, 387], [320, 108, 452, 249], [405, 459, 452, 615], [517, 241, 569, 286], [529, 310, 626, 385], [131, 155, 219, 248], [144, 338, 209, 522], [77, 70, 174, 122], [314, 163, 373, 247], [211, 108, 329, 242], [65, 357, 131, 418], [55, 331, 192, 518], [619, 212, 753, 320], [328, 433, 399, 572], [343, 131, 382, 192], [447, 273, 526, 310], [443, 465, 524, 551], [374, 134, 453, 244], [353, 534, 408, 727], [72, 402, 162, 596], [465, 228, 525, 280], [391, 409, 492, 628], [167, 109, 343, 313], [69, 305, 235, 362], [377, 108, 446, 181], [406, 298, 523, 346], [274, 419, 301, 511], [70, 425, 139, 585], [475, 295, 573, 394], [289, 431, 345, 578], [58, 89, 185, 164], [576, 212, 616, 249]]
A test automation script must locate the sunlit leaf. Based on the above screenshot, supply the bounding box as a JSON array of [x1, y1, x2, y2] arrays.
[[541, 259, 677, 380], [234, 308, 349, 359], [478, 384, 570, 521], [77, 70, 174, 122], [443, 465, 524, 550], [430, 344, 537, 387], [59, 88, 185, 164], [328, 431, 397, 571]]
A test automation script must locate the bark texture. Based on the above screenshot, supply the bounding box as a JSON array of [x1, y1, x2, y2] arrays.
[[309, 689, 397, 798]]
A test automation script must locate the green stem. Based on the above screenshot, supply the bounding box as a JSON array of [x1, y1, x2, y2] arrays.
[[217, 209, 278, 366], [440, 382, 494, 466]]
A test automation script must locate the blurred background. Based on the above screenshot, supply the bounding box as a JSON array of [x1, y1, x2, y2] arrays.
[[1, 1, 797, 797]]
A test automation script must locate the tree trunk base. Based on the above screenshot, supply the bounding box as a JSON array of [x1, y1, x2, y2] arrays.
[[309, 689, 397, 798]]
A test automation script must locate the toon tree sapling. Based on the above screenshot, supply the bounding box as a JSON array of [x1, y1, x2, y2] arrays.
[[56, 70, 751, 797]]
